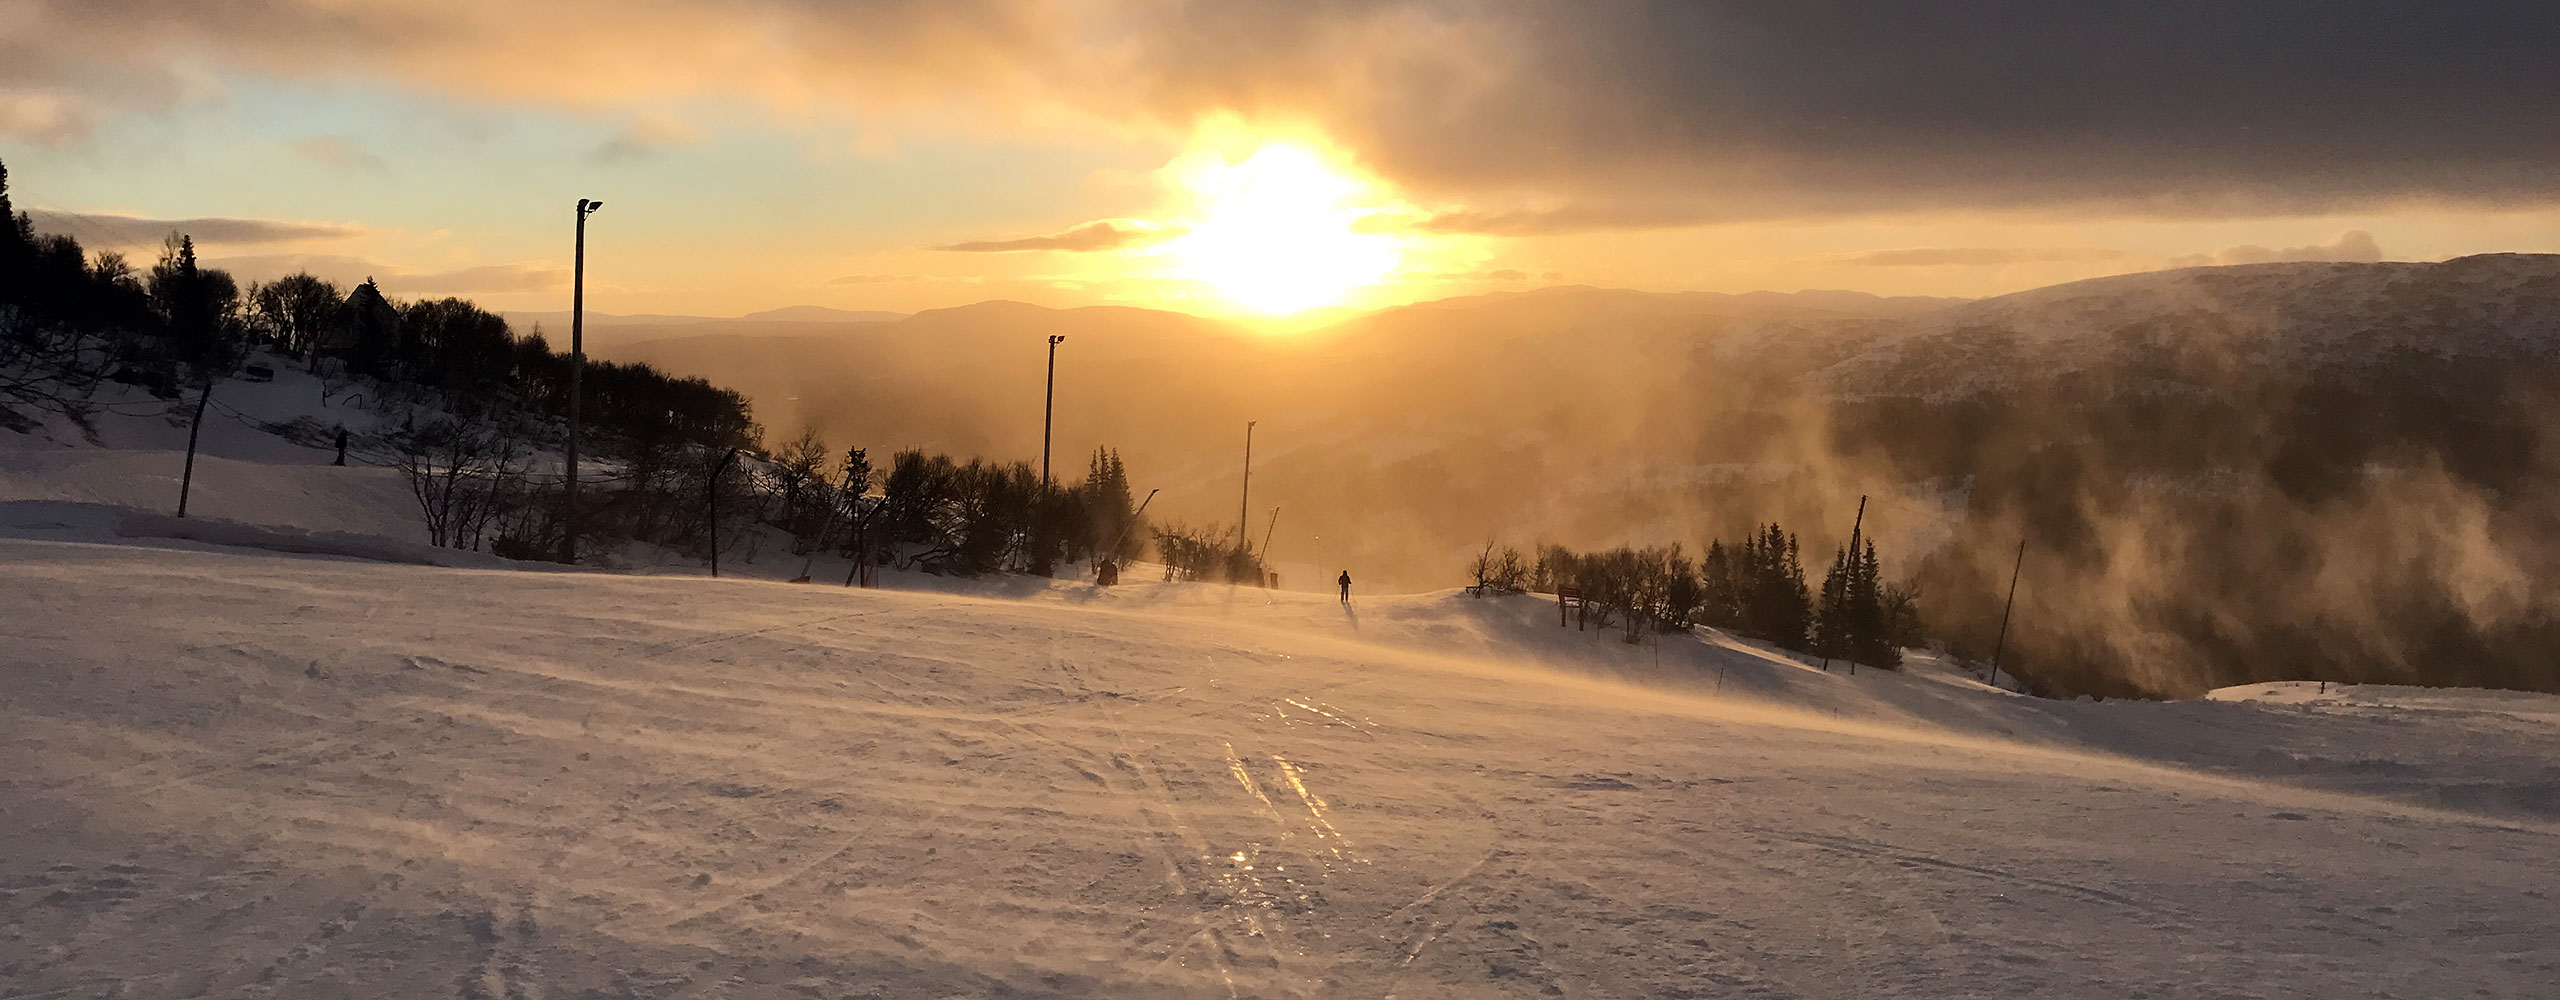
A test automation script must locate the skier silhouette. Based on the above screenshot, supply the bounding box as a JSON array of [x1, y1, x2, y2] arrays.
[[1337, 570, 1352, 603], [332, 426, 349, 466]]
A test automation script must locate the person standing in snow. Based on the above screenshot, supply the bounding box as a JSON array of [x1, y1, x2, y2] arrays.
[[1338, 570, 1352, 604], [333, 426, 348, 466]]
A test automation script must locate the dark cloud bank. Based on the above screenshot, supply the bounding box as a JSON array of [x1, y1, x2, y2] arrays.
[[13, 2, 2560, 222]]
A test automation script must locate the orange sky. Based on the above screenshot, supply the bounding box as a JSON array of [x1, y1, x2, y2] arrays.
[[8, 2, 2559, 318]]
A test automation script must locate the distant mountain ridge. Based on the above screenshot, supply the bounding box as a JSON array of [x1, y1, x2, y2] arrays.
[[1813, 253, 2560, 400], [499, 305, 908, 334]]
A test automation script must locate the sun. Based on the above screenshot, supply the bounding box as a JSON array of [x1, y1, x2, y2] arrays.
[[1153, 144, 1404, 315]]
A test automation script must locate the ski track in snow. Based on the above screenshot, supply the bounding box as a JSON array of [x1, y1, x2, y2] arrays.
[[2, 537, 2557, 999]]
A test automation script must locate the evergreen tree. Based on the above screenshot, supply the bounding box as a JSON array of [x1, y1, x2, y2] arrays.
[[147, 234, 241, 373], [1814, 537, 1901, 668], [1698, 540, 1738, 626], [1853, 540, 1897, 667], [1815, 545, 1850, 658], [0, 159, 26, 300], [1731, 523, 1811, 648], [1079, 446, 1142, 561], [342, 278, 397, 375]]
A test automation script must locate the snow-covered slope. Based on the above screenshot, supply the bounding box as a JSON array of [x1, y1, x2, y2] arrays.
[[3, 533, 2553, 998], [0, 348, 432, 541]]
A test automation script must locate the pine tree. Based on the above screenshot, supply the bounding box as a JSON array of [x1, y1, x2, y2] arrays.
[[1853, 540, 1897, 667], [0, 158, 30, 250], [1816, 545, 1850, 658], [1699, 540, 1738, 626], [148, 234, 241, 373], [1815, 537, 1902, 669], [1080, 446, 1141, 561], [343, 278, 397, 375], [1729, 523, 1811, 648]]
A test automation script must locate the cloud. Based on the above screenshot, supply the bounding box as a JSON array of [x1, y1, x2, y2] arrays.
[[0, 90, 95, 144], [934, 219, 1174, 253], [26, 211, 366, 247], [1409, 203, 1727, 237], [393, 263, 570, 294], [202, 253, 566, 294], [1398, 266, 1543, 283], [201, 253, 380, 284], [1846, 247, 2133, 267], [2169, 230, 2386, 268], [590, 116, 700, 164], [289, 135, 385, 170], [16, 2, 2560, 225]]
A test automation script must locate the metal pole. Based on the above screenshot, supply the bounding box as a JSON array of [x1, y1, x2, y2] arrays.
[[564, 198, 598, 563], [1846, 496, 1865, 676], [1988, 536, 2027, 691], [1042, 335, 1063, 488], [1820, 495, 1866, 673], [1102, 488, 1158, 564], [706, 447, 739, 577], [1259, 505, 1281, 561], [177, 377, 212, 517], [1239, 420, 1256, 547]]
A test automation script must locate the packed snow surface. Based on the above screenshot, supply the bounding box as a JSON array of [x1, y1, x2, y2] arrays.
[[3, 533, 2555, 998]]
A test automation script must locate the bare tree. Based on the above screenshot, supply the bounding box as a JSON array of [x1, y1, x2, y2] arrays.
[[393, 418, 528, 549], [0, 306, 112, 424]]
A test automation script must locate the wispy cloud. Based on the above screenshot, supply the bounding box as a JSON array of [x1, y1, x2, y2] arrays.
[[1408, 203, 1726, 237], [590, 116, 700, 164], [289, 135, 385, 171], [0, 90, 94, 144], [829, 273, 987, 286], [396, 263, 570, 294], [27, 211, 366, 247], [933, 219, 1175, 253], [203, 253, 567, 294], [1844, 246, 2133, 267], [2170, 230, 2385, 268]]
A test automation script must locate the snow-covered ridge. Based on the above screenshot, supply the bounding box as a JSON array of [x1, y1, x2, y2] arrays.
[[1811, 254, 2560, 399]]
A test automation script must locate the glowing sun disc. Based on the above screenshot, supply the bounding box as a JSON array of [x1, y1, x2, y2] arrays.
[[1156, 145, 1402, 315]]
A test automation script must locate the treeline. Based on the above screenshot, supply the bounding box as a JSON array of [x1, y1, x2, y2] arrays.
[[864, 446, 1147, 576], [0, 157, 752, 451], [0, 157, 778, 562], [1472, 522, 1920, 669]]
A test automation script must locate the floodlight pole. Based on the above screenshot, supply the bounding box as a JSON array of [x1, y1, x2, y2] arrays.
[[1988, 536, 2028, 691], [1042, 335, 1065, 488], [564, 197, 601, 564], [1239, 420, 1257, 548]]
